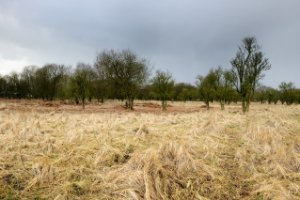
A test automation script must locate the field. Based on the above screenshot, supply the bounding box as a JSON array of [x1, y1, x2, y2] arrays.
[[0, 100, 300, 200]]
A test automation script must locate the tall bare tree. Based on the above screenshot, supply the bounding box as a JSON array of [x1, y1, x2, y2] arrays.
[[231, 37, 271, 112]]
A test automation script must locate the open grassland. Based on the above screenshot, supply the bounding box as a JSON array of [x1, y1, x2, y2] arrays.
[[0, 101, 300, 200]]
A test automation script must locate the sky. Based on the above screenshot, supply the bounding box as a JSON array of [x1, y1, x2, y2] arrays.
[[0, 0, 299, 88]]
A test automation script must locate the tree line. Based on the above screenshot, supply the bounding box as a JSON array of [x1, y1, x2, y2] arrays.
[[0, 37, 299, 112]]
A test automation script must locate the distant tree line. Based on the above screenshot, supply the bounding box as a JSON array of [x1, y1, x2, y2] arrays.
[[254, 82, 300, 105], [0, 37, 299, 112]]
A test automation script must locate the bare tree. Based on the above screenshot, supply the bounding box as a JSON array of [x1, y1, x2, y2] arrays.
[[95, 49, 149, 110], [279, 82, 296, 105], [71, 63, 96, 109], [151, 70, 174, 111], [196, 70, 217, 110], [20, 66, 37, 98], [214, 67, 235, 110], [34, 64, 68, 100], [231, 37, 271, 112]]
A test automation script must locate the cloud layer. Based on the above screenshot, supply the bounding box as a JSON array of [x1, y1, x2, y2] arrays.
[[0, 0, 299, 87]]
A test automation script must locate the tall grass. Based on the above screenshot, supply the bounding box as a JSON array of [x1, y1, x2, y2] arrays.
[[0, 102, 299, 199]]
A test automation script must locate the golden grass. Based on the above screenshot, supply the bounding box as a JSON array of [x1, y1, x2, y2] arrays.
[[0, 101, 300, 199]]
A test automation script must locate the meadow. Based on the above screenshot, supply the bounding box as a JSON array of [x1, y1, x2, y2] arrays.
[[0, 100, 300, 199]]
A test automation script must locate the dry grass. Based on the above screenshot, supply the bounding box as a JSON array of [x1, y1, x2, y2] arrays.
[[0, 101, 300, 199]]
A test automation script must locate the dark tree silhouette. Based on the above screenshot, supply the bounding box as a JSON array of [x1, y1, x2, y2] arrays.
[[231, 37, 271, 112]]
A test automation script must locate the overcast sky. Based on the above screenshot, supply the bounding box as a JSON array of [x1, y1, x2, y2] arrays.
[[0, 0, 299, 87]]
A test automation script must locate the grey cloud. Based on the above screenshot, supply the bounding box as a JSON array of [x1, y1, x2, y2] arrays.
[[0, 0, 299, 87]]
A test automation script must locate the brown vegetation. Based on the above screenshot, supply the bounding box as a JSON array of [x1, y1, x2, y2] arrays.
[[0, 101, 299, 199]]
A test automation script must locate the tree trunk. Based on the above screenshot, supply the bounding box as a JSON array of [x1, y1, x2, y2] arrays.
[[246, 100, 250, 112], [242, 98, 247, 113], [220, 101, 225, 111], [205, 100, 210, 110], [82, 98, 85, 109], [162, 100, 167, 111], [129, 98, 134, 110], [125, 98, 134, 110]]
